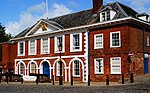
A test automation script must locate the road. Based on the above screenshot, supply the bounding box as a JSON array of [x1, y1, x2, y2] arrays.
[[0, 82, 150, 93]]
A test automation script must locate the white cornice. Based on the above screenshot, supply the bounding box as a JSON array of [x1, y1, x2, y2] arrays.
[[10, 16, 150, 41]]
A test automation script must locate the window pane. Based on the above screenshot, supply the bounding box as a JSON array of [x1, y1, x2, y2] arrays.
[[42, 38, 48, 53], [95, 58, 103, 73], [74, 60, 80, 75], [19, 42, 24, 54], [73, 34, 80, 49], [20, 63, 25, 75], [30, 40, 35, 54], [111, 57, 121, 74], [95, 34, 103, 48], [30, 62, 35, 74], [111, 32, 120, 47]]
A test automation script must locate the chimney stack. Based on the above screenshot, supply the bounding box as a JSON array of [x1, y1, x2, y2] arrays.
[[93, 0, 103, 14]]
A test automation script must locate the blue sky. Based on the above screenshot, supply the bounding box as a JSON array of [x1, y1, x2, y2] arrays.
[[0, 0, 149, 36]]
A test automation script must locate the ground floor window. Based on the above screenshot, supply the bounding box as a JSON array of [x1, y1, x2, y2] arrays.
[[110, 57, 121, 74], [30, 62, 36, 74], [94, 58, 104, 74], [20, 63, 25, 75], [73, 60, 80, 77]]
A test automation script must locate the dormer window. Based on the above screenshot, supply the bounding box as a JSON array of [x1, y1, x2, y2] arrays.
[[100, 9, 116, 22], [101, 11, 110, 21]]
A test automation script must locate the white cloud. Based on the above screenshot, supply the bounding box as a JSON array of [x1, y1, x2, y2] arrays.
[[5, 2, 72, 36]]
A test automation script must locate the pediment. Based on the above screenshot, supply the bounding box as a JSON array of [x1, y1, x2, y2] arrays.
[[25, 19, 64, 36]]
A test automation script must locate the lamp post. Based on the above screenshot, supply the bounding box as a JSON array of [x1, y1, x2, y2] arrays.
[[58, 43, 63, 85]]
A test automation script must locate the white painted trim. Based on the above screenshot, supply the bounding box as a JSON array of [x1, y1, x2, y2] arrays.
[[40, 38, 50, 54], [53, 59, 67, 81], [94, 34, 103, 49], [27, 60, 38, 75], [70, 33, 82, 52], [28, 40, 37, 55], [110, 57, 121, 74], [15, 55, 85, 61], [17, 61, 27, 75], [110, 31, 121, 48], [69, 58, 84, 82], [11, 16, 150, 41], [18, 41, 25, 56], [54, 35, 65, 53]]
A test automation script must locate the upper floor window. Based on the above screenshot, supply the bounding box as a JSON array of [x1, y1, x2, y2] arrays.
[[110, 57, 121, 74], [18, 41, 25, 56], [55, 35, 65, 53], [94, 34, 103, 49], [94, 58, 104, 74], [70, 33, 82, 52], [110, 31, 121, 47], [29, 40, 36, 55], [73, 60, 80, 77], [41, 38, 49, 54]]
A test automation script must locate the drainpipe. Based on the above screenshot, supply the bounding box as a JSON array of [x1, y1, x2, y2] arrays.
[[87, 31, 90, 86], [143, 26, 146, 75]]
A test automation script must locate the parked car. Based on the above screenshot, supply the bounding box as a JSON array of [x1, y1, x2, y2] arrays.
[[10, 74, 22, 82], [38, 74, 51, 83], [29, 73, 51, 83]]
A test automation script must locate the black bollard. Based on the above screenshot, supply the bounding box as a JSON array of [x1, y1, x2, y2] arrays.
[[106, 74, 109, 85], [130, 73, 134, 83], [6, 72, 8, 84], [52, 75, 54, 85], [88, 75, 90, 86], [21, 77, 23, 84], [36, 75, 39, 84], [71, 75, 73, 85], [122, 73, 124, 84]]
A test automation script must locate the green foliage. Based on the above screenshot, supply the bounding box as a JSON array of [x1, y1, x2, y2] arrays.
[[0, 23, 13, 42]]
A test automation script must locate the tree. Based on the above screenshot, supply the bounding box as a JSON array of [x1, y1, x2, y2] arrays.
[[0, 23, 12, 42]]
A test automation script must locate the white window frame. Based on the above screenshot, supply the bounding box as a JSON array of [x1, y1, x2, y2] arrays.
[[18, 41, 25, 56], [28, 40, 37, 55], [41, 38, 50, 54], [94, 58, 104, 74], [30, 62, 36, 74], [94, 34, 103, 49], [147, 36, 149, 46], [110, 31, 121, 48], [73, 60, 80, 77], [100, 11, 110, 22], [70, 33, 82, 52], [110, 57, 121, 74], [54, 35, 65, 53]]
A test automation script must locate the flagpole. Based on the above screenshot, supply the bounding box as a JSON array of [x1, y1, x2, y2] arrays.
[[46, 0, 49, 19]]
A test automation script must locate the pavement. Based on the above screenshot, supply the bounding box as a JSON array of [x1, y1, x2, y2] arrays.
[[0, 74, 150, 93]]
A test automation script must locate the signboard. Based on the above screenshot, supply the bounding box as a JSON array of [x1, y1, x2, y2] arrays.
[[128, 51, 134, 56]]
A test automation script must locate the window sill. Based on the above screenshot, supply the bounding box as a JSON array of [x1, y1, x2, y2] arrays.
[[94, 73, 104, 74], [70, 49, 82, 52], [73, 75, 80, 77]]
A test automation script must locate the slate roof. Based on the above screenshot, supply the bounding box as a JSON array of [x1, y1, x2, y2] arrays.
[[15, 2, 142, 38]]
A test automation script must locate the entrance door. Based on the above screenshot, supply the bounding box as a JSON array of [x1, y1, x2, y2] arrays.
[[43, 62, 50, 77], [144, 58, 148, 74]]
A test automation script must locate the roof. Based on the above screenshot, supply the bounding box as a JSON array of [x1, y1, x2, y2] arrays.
[[14, 2, 145, 38]]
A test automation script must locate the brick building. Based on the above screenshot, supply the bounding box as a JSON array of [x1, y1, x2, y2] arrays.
[[2, 0, 150, 82]]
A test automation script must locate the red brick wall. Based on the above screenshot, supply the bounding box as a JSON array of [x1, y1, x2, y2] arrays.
[[2, 43, 17, 72], [89, 25, 130, 82]]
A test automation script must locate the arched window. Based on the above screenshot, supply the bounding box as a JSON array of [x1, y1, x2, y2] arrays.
[[20, 63, 25, 75], [30, 62, 36, 74], [73, 60, 80, 76]]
